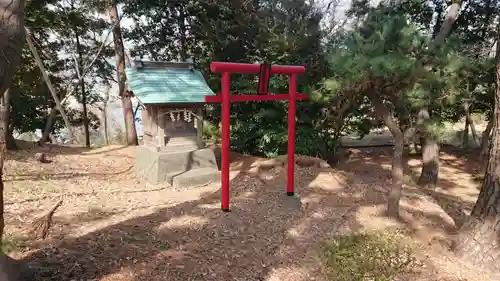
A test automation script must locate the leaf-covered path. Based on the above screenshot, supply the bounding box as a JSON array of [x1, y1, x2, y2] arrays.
[[3, 144, 498, 281]]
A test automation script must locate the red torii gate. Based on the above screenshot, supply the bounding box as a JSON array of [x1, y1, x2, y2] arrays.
[[205, 62, 307, 212]]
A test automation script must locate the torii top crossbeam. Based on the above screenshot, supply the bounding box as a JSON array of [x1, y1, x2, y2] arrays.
[[210, 61, 306, 75], [205, 61, 307, 212]]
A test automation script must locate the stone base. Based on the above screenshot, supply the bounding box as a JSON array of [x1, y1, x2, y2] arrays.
[[135, 146, 220, 188]]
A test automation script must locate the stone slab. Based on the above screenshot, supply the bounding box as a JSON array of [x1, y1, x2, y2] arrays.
[[171, 167, 220, 189], [135, 145, 220, 186]]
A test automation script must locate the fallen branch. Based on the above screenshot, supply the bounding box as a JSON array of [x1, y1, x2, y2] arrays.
[[30, 196, 63, 239]]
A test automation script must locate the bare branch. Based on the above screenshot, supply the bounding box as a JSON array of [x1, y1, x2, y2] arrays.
[[38, 17, 124, 142]]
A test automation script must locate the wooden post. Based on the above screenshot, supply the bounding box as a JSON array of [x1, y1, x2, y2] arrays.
[[157, 106, 166, 147], [141, 106, 151, 145], [196, 107, 204, 148], [150, 105, 158, 147]]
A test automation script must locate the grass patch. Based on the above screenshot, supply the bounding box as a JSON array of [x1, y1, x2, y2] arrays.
[[2, 234, 27, 254], [320, 230, 417, 281]]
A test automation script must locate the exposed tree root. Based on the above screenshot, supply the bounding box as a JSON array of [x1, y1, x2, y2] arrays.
[[245, 154, 332, 184]]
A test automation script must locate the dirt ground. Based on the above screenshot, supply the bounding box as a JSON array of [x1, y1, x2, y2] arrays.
[[3, 143, 499, 281]]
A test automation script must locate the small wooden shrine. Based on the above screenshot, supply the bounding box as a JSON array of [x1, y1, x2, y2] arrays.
[[126, 60, 220, 187], [140, 102, 203, 151]]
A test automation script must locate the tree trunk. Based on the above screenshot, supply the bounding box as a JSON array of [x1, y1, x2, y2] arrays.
[[412, 0, 461, 188], [463, 115, 470, 148], [415, 108, 440, 189], [103, 107, 109, 145], [0, 0, 25, 95], [0, 1, 30, 279], [74, 32, 90, 148], [40, 108, 57, 144], [454, 22, 500, 273], [2, 89, 15, 150], [80, 74, 90, 148], [0, 0, 24, 241], [7, 126, 16, 151], [463, 102, 480, 147], [388, 129, 404, 217], [102, 84, 110, 145], [455, 110, 500, 272], [417, 137, 440, 188], [0, 90, 7, 241], [431, 2, 443, 39], [432, 1, 461, 47], [178, 6, 187, 61], [480, 117, 493, 157], [40, 91, 70, 144], [0, 90, 22, 281], [369, 95, 404, 217], [109, 1, 138, 146]]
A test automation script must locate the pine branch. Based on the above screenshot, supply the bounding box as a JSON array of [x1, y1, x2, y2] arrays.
[[30, 196, 63, 239]]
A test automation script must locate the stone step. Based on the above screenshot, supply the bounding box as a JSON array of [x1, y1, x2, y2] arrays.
[[170, 167, 220, 189]]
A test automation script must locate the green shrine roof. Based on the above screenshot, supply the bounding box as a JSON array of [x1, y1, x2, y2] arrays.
[[125, 60, 215, 104]]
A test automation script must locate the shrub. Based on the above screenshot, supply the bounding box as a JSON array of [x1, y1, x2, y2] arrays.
[[321, 230, 417, 281], [202, 120, 221, 142]]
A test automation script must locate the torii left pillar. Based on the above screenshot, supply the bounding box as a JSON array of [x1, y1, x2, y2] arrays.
[[205, 62, 307, 212]]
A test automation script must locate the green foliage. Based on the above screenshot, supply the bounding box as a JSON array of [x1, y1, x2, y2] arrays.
[[122, 0, 332, 158], [423, 118, 447, 141], [10, 0, 113, 142], [320, 0, 488, 144], [202, 120, 221, 142], [10, 1, 66, 135], [12, 0, 500, 153], [321, 231, 417, 281]]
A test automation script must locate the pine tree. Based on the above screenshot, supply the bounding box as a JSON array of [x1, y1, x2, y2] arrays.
[[324, 1, 469, 216], [453, 17, 500, 273]]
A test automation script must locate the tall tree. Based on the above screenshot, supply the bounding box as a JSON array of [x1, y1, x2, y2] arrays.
[[324, 0, 469, 217], [416, 0, 462, 189], [454, 18, 500, 273], [324, 4, 426, 216], [0, 0, 26, 279], [109, 0, 137, 146], [52, 0, 113, 146]]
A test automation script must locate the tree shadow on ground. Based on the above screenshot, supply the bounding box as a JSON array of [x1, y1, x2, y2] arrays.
[[19, 159, 391, 281], [13, 146, 482, 281], [439, 146, 484, 175], [334, 147, 477, 238], [402, 151, 478, 231]]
